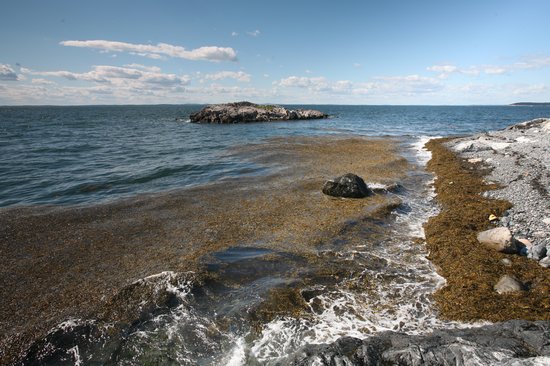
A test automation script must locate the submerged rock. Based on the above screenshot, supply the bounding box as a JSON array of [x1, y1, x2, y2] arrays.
[[189, 101, 328, 123], [287, 320, 550, 365], [322, 173, 372, 198], [477, 227, 517, 253]]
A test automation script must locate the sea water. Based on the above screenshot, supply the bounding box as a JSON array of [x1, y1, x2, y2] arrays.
[[2, 104, 550, 208]]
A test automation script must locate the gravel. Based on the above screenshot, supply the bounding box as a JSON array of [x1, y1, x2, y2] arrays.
[[445, 118, 550, 266]]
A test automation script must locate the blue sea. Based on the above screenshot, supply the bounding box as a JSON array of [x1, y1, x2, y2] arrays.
[[1, 104, 549, 208]]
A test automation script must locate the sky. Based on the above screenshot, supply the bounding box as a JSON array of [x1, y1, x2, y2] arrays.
[[1, 0, 550, 105]]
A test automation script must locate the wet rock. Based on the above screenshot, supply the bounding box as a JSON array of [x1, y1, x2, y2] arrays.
[[189, 101, 328, 123], [322, 173, 372, 198], [476, 227, 517, 253], [494, 275, 524, 294], [287, 320, 550, 365]]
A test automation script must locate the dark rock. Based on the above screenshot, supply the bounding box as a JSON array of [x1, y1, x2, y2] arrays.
[[322, 173, 372, 198], [286, 320, 550, 365], [189, 101, 328, 124]]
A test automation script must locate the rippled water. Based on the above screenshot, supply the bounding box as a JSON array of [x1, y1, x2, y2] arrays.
[[1, 104, 550, 207]]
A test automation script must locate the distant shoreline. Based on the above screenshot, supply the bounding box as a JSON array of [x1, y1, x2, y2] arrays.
[[510, 102, 550, 106]]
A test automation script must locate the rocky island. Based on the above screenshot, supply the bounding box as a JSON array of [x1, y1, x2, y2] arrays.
[[189, 101, 328, 123]]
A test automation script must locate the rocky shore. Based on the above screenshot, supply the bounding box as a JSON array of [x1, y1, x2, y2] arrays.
[[288, 320, 550, 365], [189, 101, 328, 123], [446, 118, 550, 267]]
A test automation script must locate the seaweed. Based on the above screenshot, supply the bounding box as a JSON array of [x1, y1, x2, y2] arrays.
[[425, 138, 550, 322]]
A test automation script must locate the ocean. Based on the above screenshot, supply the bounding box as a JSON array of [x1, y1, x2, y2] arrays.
[[1, 104, 550, 365], [2, 104, 550, 208]]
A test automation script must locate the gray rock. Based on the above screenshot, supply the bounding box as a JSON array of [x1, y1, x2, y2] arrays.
[[189, 101, 328, 123], [286, 320, 550, 366], [322, 173, 372, 198], [528, 243, 548, 260], [494, 275, 524, 294], [477, 227, 517, 254], [539, 256, 550, 268]]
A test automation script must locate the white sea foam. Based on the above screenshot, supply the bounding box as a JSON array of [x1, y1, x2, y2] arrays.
[[410, 135, 439, 166]]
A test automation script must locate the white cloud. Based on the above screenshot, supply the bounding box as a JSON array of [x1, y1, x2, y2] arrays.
[[246, 30, 261, 37], [426, 64, 458, 74], [483, 67, 507, 75], [60, 40, 238, 62], [428, 55, 550, 79], [277, 73, 442, 98], [204, 71, 251, 82], [353, 63, 362, 69], [23, 65, 190, 87], [31, 78, 56, 85], [231, 31, 239, 37], [278, 76, 329, 89], [0, 64, 19, 81], [123, 63, 161, 73]]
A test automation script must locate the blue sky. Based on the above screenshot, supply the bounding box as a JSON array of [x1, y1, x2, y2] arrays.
[[1, 0, 550, 105]]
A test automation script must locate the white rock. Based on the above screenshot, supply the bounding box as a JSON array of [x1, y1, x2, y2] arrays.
[[494, 275, 524, 294], [542, 217, 550, 226], [477, 227, 517, 253], [453, 141, 475, 152]]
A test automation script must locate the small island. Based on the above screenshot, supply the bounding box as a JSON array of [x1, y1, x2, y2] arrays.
[[189, 101, 328, 123]]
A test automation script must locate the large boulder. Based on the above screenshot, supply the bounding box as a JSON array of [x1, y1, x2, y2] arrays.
[[476, 227, 517, 253], [322, 173, 372, 198], [189, 102, 328, 123]]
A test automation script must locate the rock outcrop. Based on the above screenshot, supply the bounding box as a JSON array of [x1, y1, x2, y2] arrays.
[[322, 173, 372, 198], [189, 101, 328, 123], [287, 320, 550, 365]]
